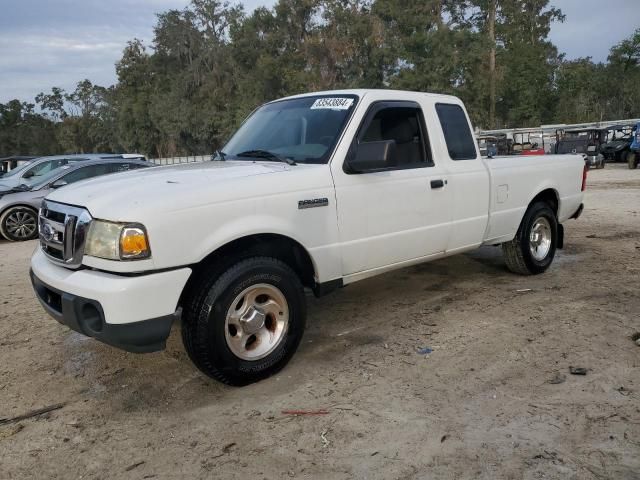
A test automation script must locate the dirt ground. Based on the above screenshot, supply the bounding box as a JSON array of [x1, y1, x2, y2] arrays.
[[1, 163, 639, 480]]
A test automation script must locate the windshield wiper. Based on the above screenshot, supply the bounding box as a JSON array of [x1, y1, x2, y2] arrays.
[[235, 150, 297, 166]]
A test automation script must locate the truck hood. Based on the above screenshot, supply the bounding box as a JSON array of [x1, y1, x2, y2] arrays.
[[46, 160, 328, 221]]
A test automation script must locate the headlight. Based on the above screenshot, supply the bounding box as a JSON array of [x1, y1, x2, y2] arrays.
[[85, 220, 151, 260]]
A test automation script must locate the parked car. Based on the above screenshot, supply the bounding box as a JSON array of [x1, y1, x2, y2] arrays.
[[0, 158, 150, 241], [0, 156, 36, 176], [555, 128, 606, 169], [601, 125, 634, 163], [0, 153, 146, 191], [628, 123, 640, 169], [30, 89, 585, 386]]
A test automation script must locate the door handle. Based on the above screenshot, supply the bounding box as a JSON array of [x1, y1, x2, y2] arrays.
[[430, 179, 445, 189]]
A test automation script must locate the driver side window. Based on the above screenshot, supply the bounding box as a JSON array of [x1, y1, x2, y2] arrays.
[[358, 104, 431, 169]]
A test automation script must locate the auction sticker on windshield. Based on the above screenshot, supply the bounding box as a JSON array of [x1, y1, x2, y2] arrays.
[[310, 98, 354, 110]]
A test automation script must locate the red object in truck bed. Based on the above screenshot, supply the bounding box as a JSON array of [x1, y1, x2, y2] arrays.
[[521, 148, 545, 155]]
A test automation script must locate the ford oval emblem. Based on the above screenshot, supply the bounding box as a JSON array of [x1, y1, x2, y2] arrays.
[[42, 223, 55, 242]]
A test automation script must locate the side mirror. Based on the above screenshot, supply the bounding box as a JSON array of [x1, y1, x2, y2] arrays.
[[50, 179, 68, 189], [22, 170, 35, 179], [346, 140, 397, 173]]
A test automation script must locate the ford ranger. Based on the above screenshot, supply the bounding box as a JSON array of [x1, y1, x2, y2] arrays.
[[30, 90, 586, 385]]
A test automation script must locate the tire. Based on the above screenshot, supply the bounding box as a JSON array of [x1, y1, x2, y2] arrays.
[[502, 202, 557, 275], [0, 206, 39, 241], [181, 256, 306, 386], [620, 151, 628, 164], [629, 152, 638, 169]]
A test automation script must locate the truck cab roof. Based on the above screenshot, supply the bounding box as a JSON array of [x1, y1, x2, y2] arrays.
[[278, 89, 463, 104]]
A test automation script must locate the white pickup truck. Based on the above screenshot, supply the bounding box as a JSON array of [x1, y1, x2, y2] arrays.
[[31, 90, 586, 385]]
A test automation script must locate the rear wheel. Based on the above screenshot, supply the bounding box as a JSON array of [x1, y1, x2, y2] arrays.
[[0, 206, 39, 241], [181, 256, 306, 386], [502, 202, 558, 275], [628, 152, 638, 169]]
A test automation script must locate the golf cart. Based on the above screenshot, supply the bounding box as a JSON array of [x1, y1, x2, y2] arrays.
[[477, 135, 498, 157], [555, 127, 606, 169], [601, 124, 634, 163], [512, 130, 546, 156]]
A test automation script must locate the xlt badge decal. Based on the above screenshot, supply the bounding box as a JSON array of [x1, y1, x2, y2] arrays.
[[298, 198, 329, 209]]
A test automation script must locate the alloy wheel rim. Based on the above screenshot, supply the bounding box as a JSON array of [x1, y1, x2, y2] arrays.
[[5, 211, 37, 238], [529, 216, 552, 261], [224, 283, 289, 361]]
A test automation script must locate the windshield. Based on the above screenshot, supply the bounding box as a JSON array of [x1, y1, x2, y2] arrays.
[[563, 132, 590, 140], [611, 132, 631, 140], [222, 95, 358, 164], [1, 159, 39, 178]]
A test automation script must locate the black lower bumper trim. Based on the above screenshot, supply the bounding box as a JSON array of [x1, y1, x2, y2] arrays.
[[570, 203, 584, 220], [557, 223, 564, 249], [30, 270, 174, 353]]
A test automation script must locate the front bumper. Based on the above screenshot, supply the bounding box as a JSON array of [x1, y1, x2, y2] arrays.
[[30, 248, 192, 352]]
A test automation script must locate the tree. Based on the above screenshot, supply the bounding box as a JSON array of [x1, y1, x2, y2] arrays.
[[0, 100, 60, 156], [605, 28, 640, 119], [6, 0, 638, 157], [114, 39, 162, 156], [36, 80, 116, 153]]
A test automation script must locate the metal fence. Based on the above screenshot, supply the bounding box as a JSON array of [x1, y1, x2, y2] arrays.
[[149, 155, 211, 166]]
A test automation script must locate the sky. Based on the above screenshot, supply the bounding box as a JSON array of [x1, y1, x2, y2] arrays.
[[0, 0, 638, 103]]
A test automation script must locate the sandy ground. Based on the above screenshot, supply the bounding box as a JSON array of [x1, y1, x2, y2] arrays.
[[0, 163, 639, 480]]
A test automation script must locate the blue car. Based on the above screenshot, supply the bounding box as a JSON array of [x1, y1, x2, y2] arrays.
[[629, 123, 640, 169]]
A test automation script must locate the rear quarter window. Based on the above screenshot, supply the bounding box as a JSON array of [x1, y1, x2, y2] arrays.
[[435, 103, 477, 160]]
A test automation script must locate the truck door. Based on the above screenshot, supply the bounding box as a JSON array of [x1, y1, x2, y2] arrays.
[[331, 101, 452, 275], [433, 103, 490, 252]]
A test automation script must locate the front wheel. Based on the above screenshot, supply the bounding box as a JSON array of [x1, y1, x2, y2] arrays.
[[502, 202, 558, 275], [181, 256, 306, 386], [0, 206, 39, 241], [620, 151, 628, 164], [629, 152, 638, 169]]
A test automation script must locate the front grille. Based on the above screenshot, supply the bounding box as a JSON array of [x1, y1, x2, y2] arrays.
[[39, 200, 92, 269], [43, 244, 65, 261], [46, 210, 66, 223]]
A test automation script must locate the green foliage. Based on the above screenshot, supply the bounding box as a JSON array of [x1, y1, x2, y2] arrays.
[[1, 1, 639, 157], [0, 100, 60, 156], [603, 27, 640, 120]]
